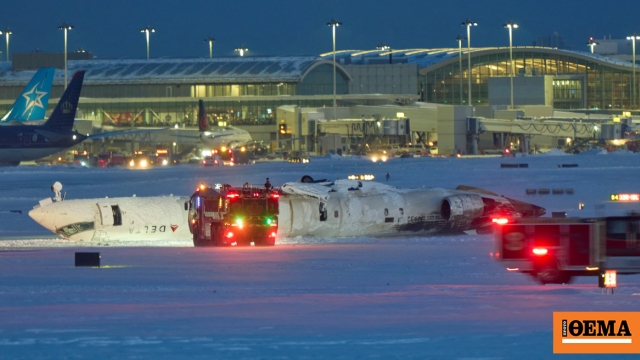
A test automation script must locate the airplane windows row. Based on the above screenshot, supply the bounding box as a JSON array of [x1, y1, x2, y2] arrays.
[[56, 222, 95, 237]]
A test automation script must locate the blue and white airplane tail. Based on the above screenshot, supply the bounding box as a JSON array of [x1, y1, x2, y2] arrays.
[[0, 67, 55, 123]]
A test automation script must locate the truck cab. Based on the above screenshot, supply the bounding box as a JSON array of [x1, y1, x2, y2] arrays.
[[495, 216, 640, 285], [187, 182, 280, 247]]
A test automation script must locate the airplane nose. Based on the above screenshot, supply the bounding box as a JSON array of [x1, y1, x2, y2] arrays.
[[28, 207, 56, 232]]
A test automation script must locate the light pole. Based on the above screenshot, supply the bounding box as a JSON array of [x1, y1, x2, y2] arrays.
[[587, 37, 598, 53], [327, 19, 341, 120], [377, 42, 391, 64], [234, 46, 248, 57], [140, 26, 155, 60], [204, 36, 215, 58], [58, 23, 74, 89], [462, 19, 477, 106], [627, 34, 640, 108], [3, 28, 11, 62], [503, 21, 518, 109], [456, 35, 466, 105]]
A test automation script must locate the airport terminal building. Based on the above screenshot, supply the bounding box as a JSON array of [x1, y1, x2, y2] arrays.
[[0, 47, 639, 156]]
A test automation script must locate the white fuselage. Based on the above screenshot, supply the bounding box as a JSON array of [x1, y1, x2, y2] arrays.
[[29, 196, 192, 242], [200, 128, 252, 149], [277, 180, 498, 238]]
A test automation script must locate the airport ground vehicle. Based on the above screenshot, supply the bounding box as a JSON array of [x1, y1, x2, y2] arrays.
[[202, 155, 222, 166], [233, 146, 254, 164], [187, 182, 280, 247], [154, 149, 173, 166], [129, 150, 151, 168], [494, 216, 640, 284]]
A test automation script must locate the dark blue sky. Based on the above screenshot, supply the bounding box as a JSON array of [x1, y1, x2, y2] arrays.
[[0, 0, 636, 59]]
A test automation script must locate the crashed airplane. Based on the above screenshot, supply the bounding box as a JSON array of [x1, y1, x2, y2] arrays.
[[278, 176, 545, 237], [27, 177, 545, 242]]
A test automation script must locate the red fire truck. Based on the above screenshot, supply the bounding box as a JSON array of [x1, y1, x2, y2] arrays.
[[494, 216, 640, 285], [187, 182, 280, 247]]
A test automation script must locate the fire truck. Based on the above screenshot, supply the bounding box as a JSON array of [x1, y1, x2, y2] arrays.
[[494, 216, 640, 285], [187, 182, 280, 247]]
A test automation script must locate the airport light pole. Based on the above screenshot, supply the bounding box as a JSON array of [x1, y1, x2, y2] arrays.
[[4, 28, 11, 62], [205, 36, 215, 58], [58, 23, 73, 89], [377, 42, 391, 64], [456, 35, 466, 105], [462, 19, 477, 106], [140, 26, 155, 60], [587, 37, 597, 53], [234, 46, 248, 57], [503, 21, 518, 109], [327, 19, 341, 120], [628, 34, 640, 109]]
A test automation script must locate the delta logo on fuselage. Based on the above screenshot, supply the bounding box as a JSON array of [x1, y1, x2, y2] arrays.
[[554, 312, 639, 354]]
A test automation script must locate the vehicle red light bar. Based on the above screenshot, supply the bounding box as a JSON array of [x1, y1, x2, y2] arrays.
[[227, 232, 234, 238], [506, 268, 519, 271], [532, 248, 548, 255], [253, 193, 260, 197], [492, 218, 508, 224], [611, 193, 640, 201], [271, 194, 280, 199], [227, 193, 239, 198]]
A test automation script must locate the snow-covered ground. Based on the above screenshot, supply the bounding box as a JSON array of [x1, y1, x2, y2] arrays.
[[2, 153, 640, 358]]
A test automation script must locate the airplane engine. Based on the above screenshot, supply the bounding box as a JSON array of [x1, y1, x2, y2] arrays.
[[440, 194, 484, 221]]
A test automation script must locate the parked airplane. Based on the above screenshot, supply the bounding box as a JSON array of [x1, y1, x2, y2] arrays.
[[28, 178, 545, 243], [174, 100, 253, 150], [0, 67, 55, 125], [0, 71, 171, 166]]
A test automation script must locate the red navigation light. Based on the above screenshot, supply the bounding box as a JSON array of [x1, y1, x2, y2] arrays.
[[492, 218, 509, 225], [214, 160, 218, 164], [271, 194, 280, 199], [191, 219, 196, 224], [230, 157, 234, 162], [227, 232, 234, 238], [227, 193, 239, 199], [202, 160, 206, 164], [270, 232, 276, 237], [505, 148, 510, 154], [532, 248, 548, 256]]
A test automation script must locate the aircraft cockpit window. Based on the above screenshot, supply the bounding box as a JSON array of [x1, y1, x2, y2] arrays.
[[56, 222, 95, 237]]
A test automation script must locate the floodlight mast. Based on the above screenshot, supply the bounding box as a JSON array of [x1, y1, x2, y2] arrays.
[[327, 19, 342, 120], [58, 23, 74, 89], [462, 19, 477, 106]]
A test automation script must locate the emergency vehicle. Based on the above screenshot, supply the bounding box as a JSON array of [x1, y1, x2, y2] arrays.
[[187, 182, 280, 247], [494, 216, 640, 285]]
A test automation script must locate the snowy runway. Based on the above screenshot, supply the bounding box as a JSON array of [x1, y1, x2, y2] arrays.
[[2, 152, 640, 358]]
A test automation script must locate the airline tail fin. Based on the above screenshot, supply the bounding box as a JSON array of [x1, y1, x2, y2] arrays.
[[0, 67, 55, 122], [198, 99, 209, 132], [43, 71, 85, 131]]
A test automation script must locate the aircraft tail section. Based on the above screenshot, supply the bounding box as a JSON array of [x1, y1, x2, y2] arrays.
[[43, 71, 85, 131], [198, 99, 209, 132], [0, 67, 55, 122]]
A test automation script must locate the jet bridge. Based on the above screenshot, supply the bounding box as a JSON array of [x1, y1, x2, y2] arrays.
[[467, 117, 627, 155]]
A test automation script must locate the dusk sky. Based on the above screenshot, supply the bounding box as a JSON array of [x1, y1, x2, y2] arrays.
[[0, 0, 636, 59]]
